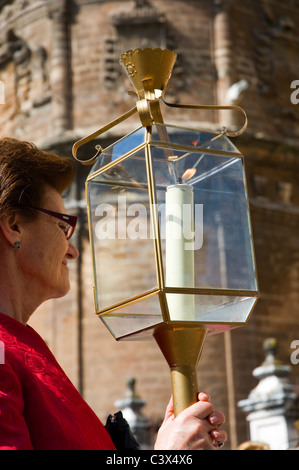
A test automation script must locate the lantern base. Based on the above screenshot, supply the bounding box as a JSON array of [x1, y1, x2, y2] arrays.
[[153, 322, 207, 417]]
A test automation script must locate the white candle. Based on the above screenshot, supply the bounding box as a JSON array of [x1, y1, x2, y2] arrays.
[[165, 183, 195, 321]]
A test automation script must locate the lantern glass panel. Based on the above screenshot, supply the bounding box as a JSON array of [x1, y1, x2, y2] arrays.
[[100, 293, 163, 339], [151, 123, 240, 154], [149, 124, 257, 323], [91, 127, 147, 174], [87, 142, 158, 312], [153, 152, 257, 291]]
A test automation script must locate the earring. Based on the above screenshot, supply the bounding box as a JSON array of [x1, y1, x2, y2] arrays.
[[13, 241, 21, 250]]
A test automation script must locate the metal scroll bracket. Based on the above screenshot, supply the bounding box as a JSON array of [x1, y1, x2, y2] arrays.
[[72, 96, 247, 165], [72, 105, 137, 165]]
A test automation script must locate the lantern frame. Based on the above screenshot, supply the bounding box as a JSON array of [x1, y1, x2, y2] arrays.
[[85, 123, 258, 340]]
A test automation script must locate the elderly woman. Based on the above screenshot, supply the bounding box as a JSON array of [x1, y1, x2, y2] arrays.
[[0, 137, 227, 450]]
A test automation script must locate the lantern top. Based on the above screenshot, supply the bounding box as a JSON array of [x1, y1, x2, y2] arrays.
[[120, 48, 177, 98], [73, 47, 248, 165]]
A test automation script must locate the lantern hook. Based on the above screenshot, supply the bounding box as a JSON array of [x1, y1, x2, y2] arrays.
[[72, 105, 138, 165], [162, 98, 248, 138]]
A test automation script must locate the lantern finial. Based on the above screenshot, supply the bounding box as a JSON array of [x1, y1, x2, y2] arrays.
[[120, 48, 177, 98]]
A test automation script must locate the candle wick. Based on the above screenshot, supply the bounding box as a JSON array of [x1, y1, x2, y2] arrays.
[[177, 177, 183, 184]]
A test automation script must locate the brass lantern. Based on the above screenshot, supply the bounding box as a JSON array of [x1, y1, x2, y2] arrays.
[[73, 48, 258, 416]]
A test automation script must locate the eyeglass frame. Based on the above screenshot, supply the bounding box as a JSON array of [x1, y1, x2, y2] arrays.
[[25, 207, 77, 240]]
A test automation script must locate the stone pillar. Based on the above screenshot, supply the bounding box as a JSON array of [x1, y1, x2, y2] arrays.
[[238, 338, 299, 450], [213, 0, 247, 129], [49, 0, 72, 136], [213, 1, 234, 110], [114, 377, 153, 449]]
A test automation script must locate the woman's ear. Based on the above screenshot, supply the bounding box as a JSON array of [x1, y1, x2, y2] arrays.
[[0, 213, 21, 247]]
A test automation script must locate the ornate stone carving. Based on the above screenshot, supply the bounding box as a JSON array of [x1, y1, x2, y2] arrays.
[[276, 181, 293, 205], [253, 1, 299, 97], [31, 45, 51, 107], [0, 27, 50, 120], [0, 29, 31, 115], [0, 28, 31, 69], [0, 0, 35, 23]]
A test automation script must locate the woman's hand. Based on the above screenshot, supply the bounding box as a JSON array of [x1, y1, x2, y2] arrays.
[[154, 392, 227, 450]]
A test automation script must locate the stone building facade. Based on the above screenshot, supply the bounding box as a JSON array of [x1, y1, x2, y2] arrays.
[[0, 0, 299, 448]]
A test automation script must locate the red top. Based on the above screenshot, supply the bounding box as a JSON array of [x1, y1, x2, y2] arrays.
[[0, 312, 115, 450]]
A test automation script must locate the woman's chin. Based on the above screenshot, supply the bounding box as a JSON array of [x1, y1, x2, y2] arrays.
[[49, 282, 70, 300]]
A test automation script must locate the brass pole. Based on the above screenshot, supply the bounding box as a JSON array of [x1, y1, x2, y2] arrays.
[[153, 323, 207, 417]]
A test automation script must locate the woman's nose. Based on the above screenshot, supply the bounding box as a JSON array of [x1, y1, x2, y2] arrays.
[[67, 241, 79, 260]]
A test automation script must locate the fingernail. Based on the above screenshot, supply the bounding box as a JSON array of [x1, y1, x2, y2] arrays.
[[198, 392, 210, 401], [210, 430, 221, 440], [209, 415, 219, 425]]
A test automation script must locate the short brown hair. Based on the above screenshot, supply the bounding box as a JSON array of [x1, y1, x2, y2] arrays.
[[0, 138, 75, 219]]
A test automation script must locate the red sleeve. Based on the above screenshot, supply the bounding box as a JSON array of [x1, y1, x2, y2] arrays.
[[0, 361, 34, 450]]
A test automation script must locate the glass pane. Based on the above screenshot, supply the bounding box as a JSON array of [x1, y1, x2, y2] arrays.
[[165, 292, 257, 324], [152, 123, 241, 154], [87, 147, 158, 312], [195, 294, 257, 323], [149, 125, 257, 324], [150, 143, 256, 291], [192, 158, 257, 291], [90, 127, 146, 174], [100, 294, 163, 339]]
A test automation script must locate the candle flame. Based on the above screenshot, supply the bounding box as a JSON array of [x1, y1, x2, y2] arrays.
[[182, 168, 196, 181]]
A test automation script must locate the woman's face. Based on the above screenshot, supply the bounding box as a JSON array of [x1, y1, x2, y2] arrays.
[[19, 185, 79, 301]]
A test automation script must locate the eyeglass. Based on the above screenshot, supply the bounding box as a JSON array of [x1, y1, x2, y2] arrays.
[[28, 207, 77, 240]]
